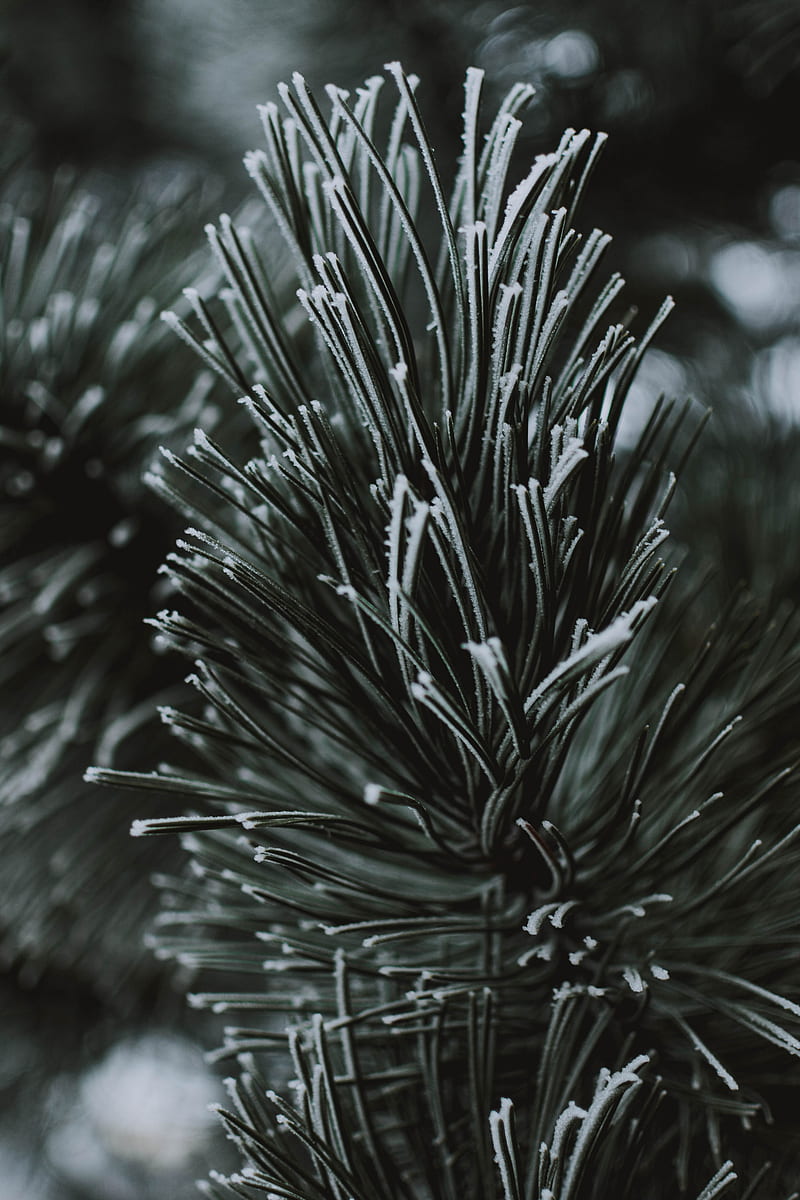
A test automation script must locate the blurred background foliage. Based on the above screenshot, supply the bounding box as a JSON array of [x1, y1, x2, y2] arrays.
[[1, 0, 799, 1194]]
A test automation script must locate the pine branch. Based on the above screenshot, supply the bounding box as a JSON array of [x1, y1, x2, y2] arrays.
[[0, 159, 224, 988], [96, 67, 800, 1195]]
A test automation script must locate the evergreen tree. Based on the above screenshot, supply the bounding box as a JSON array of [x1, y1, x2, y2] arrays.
[[0, 156, 221, 988], [87, 65, 800, 1197]]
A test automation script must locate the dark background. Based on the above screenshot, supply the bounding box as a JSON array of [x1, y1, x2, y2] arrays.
[[2, 2, 799, 1195]]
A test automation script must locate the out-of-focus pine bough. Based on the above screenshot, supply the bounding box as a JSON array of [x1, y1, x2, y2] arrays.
[[93, 66, 800, 1196], [0, 158, 222, 990]]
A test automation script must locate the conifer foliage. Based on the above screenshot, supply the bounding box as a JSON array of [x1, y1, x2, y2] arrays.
[[0, 163, 219, 984], [94, 67, 800, 1196]]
